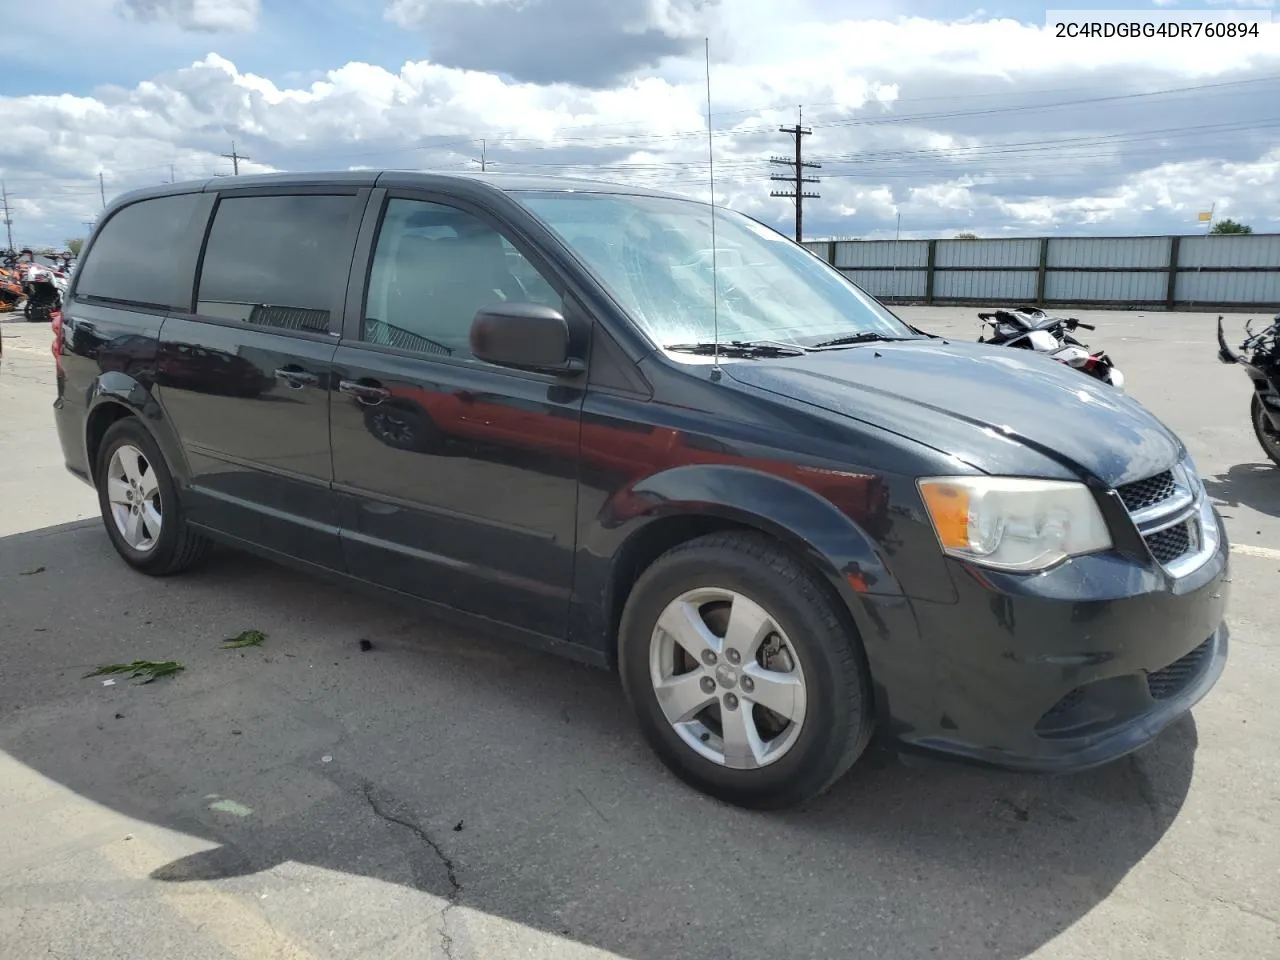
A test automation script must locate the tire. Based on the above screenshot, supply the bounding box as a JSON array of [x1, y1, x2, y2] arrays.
[[1253, 394, 1280, 468], [24, 298, 53, 323], [95, 417, 210, 575], [362, 401, 441, 453], [618, 531, 875, 809]]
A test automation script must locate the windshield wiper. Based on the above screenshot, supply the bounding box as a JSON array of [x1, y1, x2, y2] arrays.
[[806, 331, 913, 349], [664, 340, 807, 358]]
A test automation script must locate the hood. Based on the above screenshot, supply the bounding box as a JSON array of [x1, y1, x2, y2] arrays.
[[724, 338, 1182, 487]]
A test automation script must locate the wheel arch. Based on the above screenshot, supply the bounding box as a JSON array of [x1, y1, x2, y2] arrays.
[[84, 375, 189, 486], [584, 464, 902, 676]]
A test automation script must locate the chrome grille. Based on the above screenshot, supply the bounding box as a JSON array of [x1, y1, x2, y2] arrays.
[[1116, 470, 1176, 513], [1115, 460, 1206, 573]]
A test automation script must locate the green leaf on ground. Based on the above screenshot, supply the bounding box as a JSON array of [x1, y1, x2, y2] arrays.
[[20, 566, 46, 576], [221, 629, 267, 649], [85, 660, 185, 684]]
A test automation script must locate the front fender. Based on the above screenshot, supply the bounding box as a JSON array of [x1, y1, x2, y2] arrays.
[[594, 463, 903, 602]]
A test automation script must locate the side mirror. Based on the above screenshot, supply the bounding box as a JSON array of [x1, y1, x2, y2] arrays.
[[470, 302, 583, 375]]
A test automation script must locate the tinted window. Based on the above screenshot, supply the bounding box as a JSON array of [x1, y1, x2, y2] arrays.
[[197, 194, 359, 333], [363, 199, 560, 359], [75, 193, 202, 307]]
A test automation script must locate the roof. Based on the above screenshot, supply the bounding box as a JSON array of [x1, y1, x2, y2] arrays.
[[106, 169, 690, 211]]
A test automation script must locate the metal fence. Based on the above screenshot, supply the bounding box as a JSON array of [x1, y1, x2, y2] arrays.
[[801, 234, 1280, 310]]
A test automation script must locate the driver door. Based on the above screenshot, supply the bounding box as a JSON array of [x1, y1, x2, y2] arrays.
[[329, 191, 587, 640]]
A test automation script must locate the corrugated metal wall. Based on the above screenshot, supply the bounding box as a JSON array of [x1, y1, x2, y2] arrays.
[[805, 233, 1280, 309]]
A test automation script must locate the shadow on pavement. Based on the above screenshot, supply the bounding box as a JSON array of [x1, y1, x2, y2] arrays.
[[1204, 461, 1280, 519], [0, 521, 1199, 960]]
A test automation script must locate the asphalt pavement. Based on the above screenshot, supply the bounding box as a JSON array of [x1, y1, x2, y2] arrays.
[[1, 308, 1277, 960]]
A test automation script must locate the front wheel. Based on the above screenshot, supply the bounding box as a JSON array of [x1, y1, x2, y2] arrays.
[[618, 531, 875, 809], [1253, 394, 1280, 467], [23, 297, 55, 323]]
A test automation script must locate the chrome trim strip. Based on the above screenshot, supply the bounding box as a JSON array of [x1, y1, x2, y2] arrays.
[[1162, 498, 1219, 579], [1129, 487, 1194, 528], [1137, 501, 1198, 536]]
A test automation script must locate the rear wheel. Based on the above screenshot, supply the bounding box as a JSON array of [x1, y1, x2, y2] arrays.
[[95, 418, 210, 575], [1253, 394, 1280, 467], [618, 531, 875, 809]]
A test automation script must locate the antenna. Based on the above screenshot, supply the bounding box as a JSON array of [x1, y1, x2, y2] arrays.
[[704, 37, 721, 381]]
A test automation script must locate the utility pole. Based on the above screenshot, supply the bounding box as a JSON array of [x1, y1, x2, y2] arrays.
[[99, 172, 106, 209], [1, 181, 14, 253], [479, 138, 487, 172], [769, 107, 821, 242], [221, 140, 249, 176]]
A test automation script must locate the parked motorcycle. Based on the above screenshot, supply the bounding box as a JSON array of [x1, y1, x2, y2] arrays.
[[16, 249, 67, 323], [977, 306, 1125, 390], [1217, 312, 1280, 467]]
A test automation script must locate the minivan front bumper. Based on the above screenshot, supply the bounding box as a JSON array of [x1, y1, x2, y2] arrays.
[[890, 515, 1230, 773]]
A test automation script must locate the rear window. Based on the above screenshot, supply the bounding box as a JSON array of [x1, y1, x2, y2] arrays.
[[196, 194, 360, 333], [75, 193, 202, 307]]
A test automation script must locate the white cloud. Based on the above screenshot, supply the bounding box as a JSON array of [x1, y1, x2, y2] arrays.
[[2, 8, 1279, 247], [117, 0, 261, 32]]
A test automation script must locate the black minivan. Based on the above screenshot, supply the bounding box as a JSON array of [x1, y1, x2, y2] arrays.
[[53, 171, 1229, 809]]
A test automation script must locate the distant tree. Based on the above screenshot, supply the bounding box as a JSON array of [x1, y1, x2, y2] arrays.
[[953, 231, 978, 239], [67, 237, 85, 257], [1210, 219, 1252, 235]]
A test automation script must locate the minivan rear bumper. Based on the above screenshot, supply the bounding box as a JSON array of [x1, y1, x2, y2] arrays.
[[888, 529, 1230, 773]]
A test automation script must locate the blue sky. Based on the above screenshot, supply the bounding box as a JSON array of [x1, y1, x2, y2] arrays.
[[2, 0, 1278, 247]]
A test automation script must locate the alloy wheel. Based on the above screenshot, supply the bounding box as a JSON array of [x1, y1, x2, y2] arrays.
[[105, 443, 163, 552], [648, 587, 808, 770]]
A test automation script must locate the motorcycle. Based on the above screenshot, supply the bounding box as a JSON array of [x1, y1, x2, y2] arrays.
[[15, 250, 68, 324], [1217, 312, 1280, 467], [977, 306, 1125, 390]]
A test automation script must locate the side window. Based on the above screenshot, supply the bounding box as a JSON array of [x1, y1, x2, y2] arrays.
[[363, 198, 561, 359], [75, 193, 202, 307], [197, 194, 359, 333]]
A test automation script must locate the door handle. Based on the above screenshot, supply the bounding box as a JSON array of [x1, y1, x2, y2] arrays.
[[274, 367, 319, 388], [338, 378, 391, 405]]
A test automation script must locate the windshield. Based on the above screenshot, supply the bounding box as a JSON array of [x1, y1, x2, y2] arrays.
[[513, 191, 916, 351]]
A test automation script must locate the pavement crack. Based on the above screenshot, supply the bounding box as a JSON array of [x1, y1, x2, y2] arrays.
[[439, 902, 458, 960], [359, 780, 461, 899]]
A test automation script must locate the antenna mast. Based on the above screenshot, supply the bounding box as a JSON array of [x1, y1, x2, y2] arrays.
[[704, 38, 721, 381]]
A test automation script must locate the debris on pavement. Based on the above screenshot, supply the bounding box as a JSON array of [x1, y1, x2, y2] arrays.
[[359, 639, 373, 652], [221, 629, 266, 649], [85, 660, 185, 684], [20, 566, 45, 576]]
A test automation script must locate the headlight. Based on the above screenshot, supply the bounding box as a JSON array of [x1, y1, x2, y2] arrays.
[[918, 476, 1112, 572]]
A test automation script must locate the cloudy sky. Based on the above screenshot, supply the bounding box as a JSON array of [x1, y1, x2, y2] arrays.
[[1, 0, 1278, 249]]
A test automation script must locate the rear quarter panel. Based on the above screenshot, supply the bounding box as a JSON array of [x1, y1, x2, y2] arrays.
[[55, 299, 181, 484]]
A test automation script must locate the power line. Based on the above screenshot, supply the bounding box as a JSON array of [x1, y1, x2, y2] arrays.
[[768, 108, 820, 242]]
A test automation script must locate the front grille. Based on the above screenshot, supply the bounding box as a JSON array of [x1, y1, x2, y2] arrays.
[[1147, 637, 1214, 700], [1117, 470, 1176, 512], [1115, 465, 1201, 570], [1146, 522, 1193, 565]]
